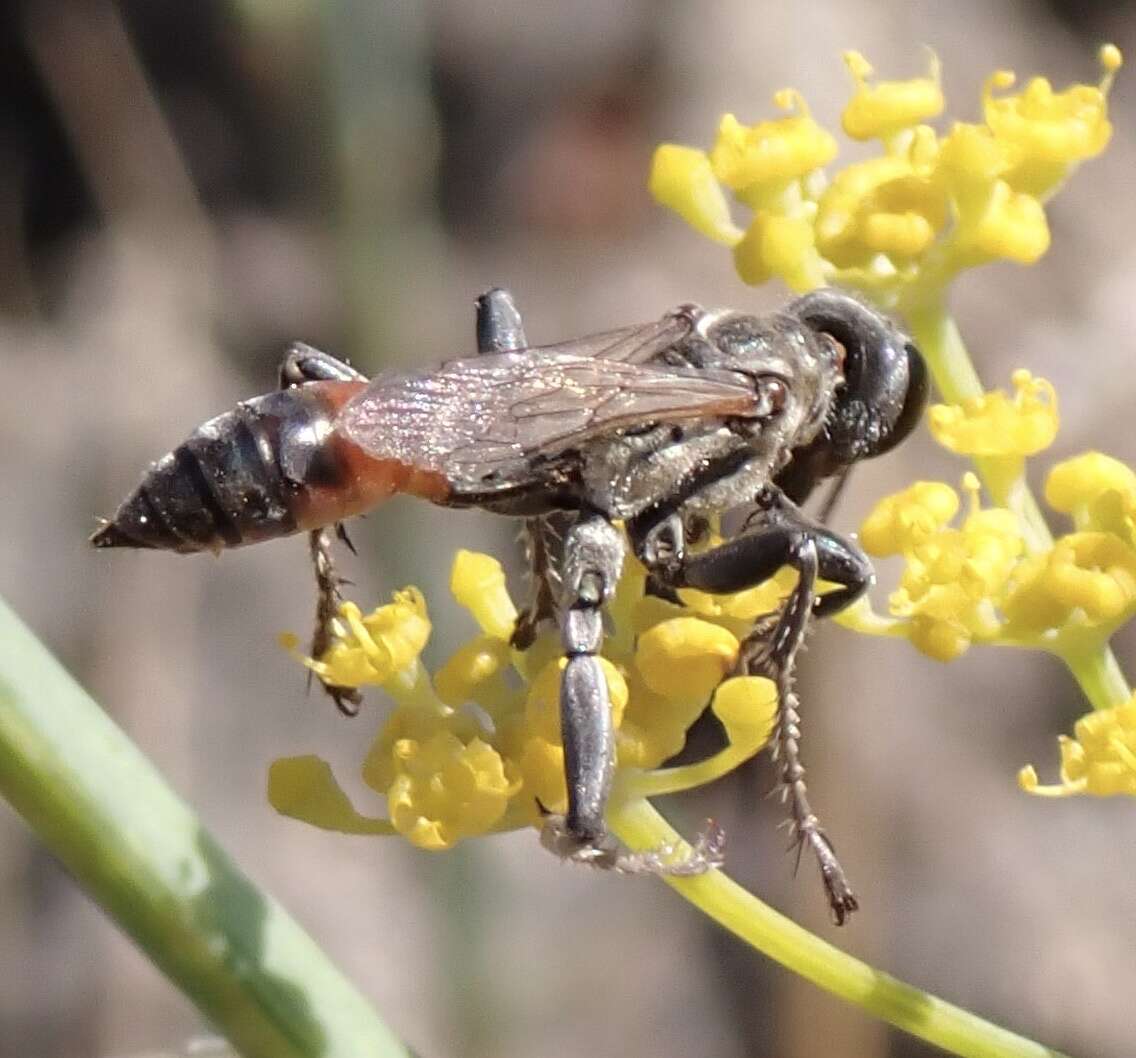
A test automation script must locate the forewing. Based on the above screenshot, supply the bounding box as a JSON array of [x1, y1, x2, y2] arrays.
[[339, 343, 757, 490], [531, 312, 694, 363]]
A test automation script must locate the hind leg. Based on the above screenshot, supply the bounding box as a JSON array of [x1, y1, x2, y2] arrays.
[[473, 289, 561, 649], [279, 343, 368, 715]]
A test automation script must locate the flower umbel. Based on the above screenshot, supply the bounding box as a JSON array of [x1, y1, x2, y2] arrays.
[[271, 547, 779, 849], [649, 45, 1121, 305]]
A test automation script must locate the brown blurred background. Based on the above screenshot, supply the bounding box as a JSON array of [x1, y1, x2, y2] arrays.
[[1, 2, 1135, 1056]]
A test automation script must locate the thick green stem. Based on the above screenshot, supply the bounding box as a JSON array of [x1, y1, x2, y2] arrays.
[[903, 300, 1131, 710], [611, 799, 1067, 1058], [0, 596, 410, 1058]]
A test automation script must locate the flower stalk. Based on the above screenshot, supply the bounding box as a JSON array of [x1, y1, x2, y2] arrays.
[[610, 799, 1068, 1058]]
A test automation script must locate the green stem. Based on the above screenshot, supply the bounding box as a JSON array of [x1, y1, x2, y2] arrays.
[[0, 596, 410, 1058], [611, 799, 1067, 1058], [1056, 642, 1131, 712], [903, 299, 1131, 709]]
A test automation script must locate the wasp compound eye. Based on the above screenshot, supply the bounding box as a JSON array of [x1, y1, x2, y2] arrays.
[[790, 288, 922, 463], [871, 340, 928, 457]]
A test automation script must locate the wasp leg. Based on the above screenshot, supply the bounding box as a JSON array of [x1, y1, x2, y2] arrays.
[[278, 344, 368, 715], [306, 526, 361, 715], [475, 287, 528, 354], [472, 288, 561, 649], [633, 488, 871, 922], [511, 516, 562, 650], [541, 513, 725, 875]]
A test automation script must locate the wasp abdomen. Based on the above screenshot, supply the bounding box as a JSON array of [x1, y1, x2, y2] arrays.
[[91, 381, 371, 553]]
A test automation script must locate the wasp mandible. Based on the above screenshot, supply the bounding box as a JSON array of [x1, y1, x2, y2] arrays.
[[93, 287, 927, 923]]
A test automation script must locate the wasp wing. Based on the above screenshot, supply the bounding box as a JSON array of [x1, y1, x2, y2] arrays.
[[338, 319, 756, 492], [528, 310, 695, 363]]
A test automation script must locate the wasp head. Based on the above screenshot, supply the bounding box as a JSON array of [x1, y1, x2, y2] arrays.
[[776, 290, 928, 502]]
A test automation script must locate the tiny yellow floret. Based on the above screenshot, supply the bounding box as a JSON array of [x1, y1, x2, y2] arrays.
[[860, 481, 960, 556], [709, 102, 838, 204], [841, 50, 944, 141], [1041, 532, 1136, 623], [635, 617, 740, 703], [1045, 452, 1136, 515], [648, 144, 744, 246], [927, 370, 1057, 457], [711, 676, 779, 752], [982, 46, 1120, 196], [451, 550, 517, 641], [387, 731, 521, 849], [295, 591, 431, 689], [1021, 698, 1136, 797]]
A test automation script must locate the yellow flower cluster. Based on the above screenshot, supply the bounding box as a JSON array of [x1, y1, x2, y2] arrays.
[[1019, 697, 1136, 796], [271, 548, 779, 850], [649, 46, 1120, 305], [846, 445, 1136, 664], [848, 473, 1024, 660]]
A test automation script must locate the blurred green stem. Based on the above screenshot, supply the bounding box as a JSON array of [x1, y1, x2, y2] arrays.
[[611, 799, 1068, 1058], [904, 300, 1131, 710], [0, 596, 410, 1058]]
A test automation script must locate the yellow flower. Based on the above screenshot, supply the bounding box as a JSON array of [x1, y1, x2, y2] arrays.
[[711, 677, 779, 755], [1044, 451, 1136, 540], [841, 50, 944, 142], [648, 144, 743, 246], [814, 154, 948, 268], [635, 617, 739, 702], [983, 44, 1121, 197], [1040, 532, 1136, 624], [267, 756, 392, 835], [648, 46, 1119, 305], [709, 98, 838, 205], [882, 475, 1023, 660], [361, 703, 483, 792], [733, 211, 825, 292], [433, 634, 517, 715], [275, 541, 779, 852], [951, 178, 1051, 266], [1003, 532, 1136, 634], [860, 481, 960, 556], [287, 590, 430, 689], [451, 550, 517, 641], [927, 370, 1057, 457], [1020, 697, 1136, 796], [386, 731, 521, 849]]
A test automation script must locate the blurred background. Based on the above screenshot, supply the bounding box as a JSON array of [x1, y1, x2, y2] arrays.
[[1, 1, 1134, 1056]]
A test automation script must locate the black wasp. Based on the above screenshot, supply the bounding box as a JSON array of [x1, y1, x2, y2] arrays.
[[93, 287, 927, 923]]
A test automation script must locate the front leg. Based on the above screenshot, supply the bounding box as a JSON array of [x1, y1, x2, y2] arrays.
[[543, 512, 724, 876], [279, 343, 368, 715], [631, 489, 871, 922]]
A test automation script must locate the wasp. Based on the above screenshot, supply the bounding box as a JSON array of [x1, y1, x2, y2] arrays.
[[93, 287, 926, 923]]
